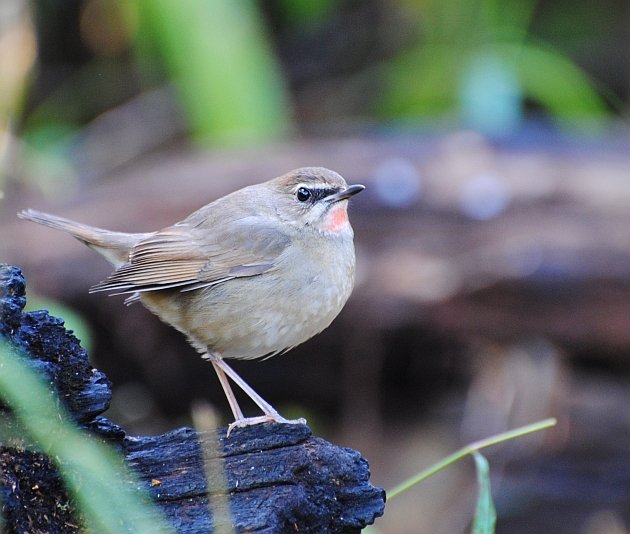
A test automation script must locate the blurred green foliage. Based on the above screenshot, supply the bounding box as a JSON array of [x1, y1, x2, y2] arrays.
[[0, 341, 173, 533], [4, 0, 615, 184], [124, 0, 293, 145], [16, 0, 614, 143], [19, 123, 78, 198], [380, 0, 609, 134], [277, 0, 339, 27]]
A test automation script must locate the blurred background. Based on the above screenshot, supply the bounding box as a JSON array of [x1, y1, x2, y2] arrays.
[[1, 0, 630, 532]]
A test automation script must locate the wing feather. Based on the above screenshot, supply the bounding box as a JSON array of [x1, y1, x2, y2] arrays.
[[90, 217, 290, 295]]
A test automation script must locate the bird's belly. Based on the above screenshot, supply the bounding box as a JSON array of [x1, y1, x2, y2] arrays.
[[141, 261, 354, 360]]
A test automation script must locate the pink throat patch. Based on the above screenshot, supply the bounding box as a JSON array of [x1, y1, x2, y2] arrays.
[[323, 204, 350, 233]]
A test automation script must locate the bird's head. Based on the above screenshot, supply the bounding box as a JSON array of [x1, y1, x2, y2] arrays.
[[269, 167, 364, 235]]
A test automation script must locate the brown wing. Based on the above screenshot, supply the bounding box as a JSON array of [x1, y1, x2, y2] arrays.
[[90, 217, 291, 296]]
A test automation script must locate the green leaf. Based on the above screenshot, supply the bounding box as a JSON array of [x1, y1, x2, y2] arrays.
[[472, 452, 496, 534], [497, 40, 609, 127]]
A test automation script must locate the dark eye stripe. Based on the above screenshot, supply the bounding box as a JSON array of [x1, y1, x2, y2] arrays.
[[297, 187, 338, 202], [315, 188, 338, 201]]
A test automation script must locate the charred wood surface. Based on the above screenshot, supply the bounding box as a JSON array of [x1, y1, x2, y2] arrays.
[[0, 265, 385, 533]]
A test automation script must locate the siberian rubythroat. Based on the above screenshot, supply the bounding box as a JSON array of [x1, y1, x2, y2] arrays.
[[19, 167, 364, 432]]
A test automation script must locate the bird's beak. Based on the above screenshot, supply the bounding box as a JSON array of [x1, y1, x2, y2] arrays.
[[327, 184, 365, 203]]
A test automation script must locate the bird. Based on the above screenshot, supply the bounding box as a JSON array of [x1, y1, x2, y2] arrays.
[[19, 167, 364, 433]]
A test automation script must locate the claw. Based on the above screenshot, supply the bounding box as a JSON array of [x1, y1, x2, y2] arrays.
[[226, 414, 307, 437]]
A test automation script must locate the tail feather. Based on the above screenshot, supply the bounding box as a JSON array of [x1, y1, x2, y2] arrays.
[[18, 209, 147, 266]]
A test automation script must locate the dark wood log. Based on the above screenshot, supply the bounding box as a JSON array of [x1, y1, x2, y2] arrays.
[[0, 264, 385, 533]]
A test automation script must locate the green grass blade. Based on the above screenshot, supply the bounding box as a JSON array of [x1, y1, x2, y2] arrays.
[[387, 418, 556, 500], [471, 452, 496, 534], [0, 342, 173, 533]]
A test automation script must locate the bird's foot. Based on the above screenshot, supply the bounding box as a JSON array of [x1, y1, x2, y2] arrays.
[[226, 413, 307, 437]]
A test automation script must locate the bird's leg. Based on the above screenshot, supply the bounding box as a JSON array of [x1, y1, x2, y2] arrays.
[[203, 352, 306, 435], [209, 360, 245, 422]]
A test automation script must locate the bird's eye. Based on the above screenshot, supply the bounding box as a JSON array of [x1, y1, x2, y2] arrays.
[[296, 187, 311, 202]]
